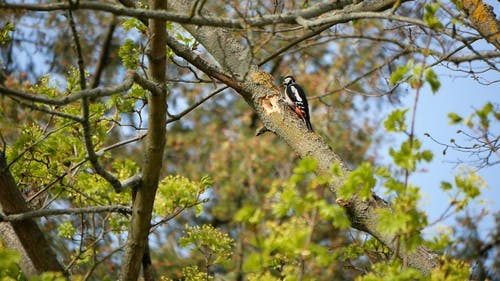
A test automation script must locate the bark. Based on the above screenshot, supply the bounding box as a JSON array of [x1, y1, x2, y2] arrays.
[[167, 0, 439, 275], [0, 152, 65, 276], [459, 0, 500, 50], [119, 0, 167, 279]]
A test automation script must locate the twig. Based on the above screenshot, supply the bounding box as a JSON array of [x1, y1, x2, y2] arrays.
[[149, 198, 209, 231], [9, 97, 83, 122], [91, 16, 117, 88], [83, 246, 124, 281], [311, 49, 411, 99], [167, 86, 228, 123], [259, 24, 332, 66], [165, 34, 241, 90]]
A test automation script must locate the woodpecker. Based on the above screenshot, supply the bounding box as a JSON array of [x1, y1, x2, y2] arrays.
[[282, 75, 313, 132]]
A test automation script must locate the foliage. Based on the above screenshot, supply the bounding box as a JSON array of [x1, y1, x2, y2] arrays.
[[0, 22, 15, 45], [423, 3, 444, 30], [233, 158, 352, 279], [0, 244, 21, 280], [0, 0, 498, 279], [0, 242, 67, 281], [154, 175, 212, 216], [338, 161, 376, 200], [119, 39, 141, 69], [179, 224, 234, 266], [389, 61, 441, 94]]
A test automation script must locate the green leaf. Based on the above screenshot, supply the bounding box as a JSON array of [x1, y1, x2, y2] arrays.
[[179, 225, 234, 266], [420, 150, 434, 162], [293, 157, 318, 174], [0, 22, 15, 45], [429, 258, 470, 280], [338, 162, 376, 200], [384, 109, 408, 132], [330, 162, 343, 177], [423, 3, 444, 29], [358, 262, 423, 281], [180, 266, 213, 281], [58, 221, 76, 239], [271, 184, 301, 217], [389, 139, 420, 171], [119, 39, 141, 69], [389, 61, 412, 85], [375, 166, 391, 178], [425, 68, 441, 93], [455, 171, 485, 199], [440, 181, 453, 191], [154, 175, 210, 216], [0, 246, 20, 277], [447, 112, 463, 124], [290, 157, 317, 183], [377, 209, 408, 236], [122, 18, 147, 32], [476, 102, 493, 129], [384, 178, 405, 195], [320, 203, 351, 229]]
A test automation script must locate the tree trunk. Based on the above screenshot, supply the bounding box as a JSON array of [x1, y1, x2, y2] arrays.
[[119, 0, 167, 279], [0, 152, 65, 276]]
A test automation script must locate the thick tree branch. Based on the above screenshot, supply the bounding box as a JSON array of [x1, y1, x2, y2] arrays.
[[0, 0, 423, 31], [458, 0, 500, 50], [0, 0, 355, 29], [0, 152, 65, 276], [0, 205, 131, 222], [446, 51, 500, 63], [168, 0, 440, 275]]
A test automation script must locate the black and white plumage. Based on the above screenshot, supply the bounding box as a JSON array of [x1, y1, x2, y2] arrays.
[[282, 75, 313, 132]]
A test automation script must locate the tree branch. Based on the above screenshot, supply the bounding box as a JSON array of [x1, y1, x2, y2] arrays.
[[91, 16, 118, 88], [0, 70, 136, 105], [0, 205, 132, 222], [458, 0, 500, 50], [67, 8, 123, 193], [0, 0, 355, 29], [168, 0, 440, 275], [167, 86, 228, 123], [7, 97, 83, 122]]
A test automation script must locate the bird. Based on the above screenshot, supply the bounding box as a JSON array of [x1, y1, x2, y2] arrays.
[[282, 75, 313, 132]]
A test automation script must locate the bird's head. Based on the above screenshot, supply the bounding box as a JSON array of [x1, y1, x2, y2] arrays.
[[282, 75, 295, 87]]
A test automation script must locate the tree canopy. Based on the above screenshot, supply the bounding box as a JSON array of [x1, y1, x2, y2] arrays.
[[0, 0, 499, 280]]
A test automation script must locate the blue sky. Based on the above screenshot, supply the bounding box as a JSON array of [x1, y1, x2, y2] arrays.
[[395, 65, 499, 237]]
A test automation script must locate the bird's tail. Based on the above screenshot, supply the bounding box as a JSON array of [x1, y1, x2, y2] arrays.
[[305, 119, 313, 132]]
